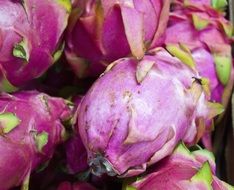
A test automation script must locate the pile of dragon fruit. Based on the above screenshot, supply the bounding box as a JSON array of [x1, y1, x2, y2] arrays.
[[1, 0, 234, 189]]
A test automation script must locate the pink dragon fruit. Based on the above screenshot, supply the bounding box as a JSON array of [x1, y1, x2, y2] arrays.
[[65, 0, 170, 77], [125, 143, 234, 190], [164, 0, 234, 105], [31, 95, 88, 180], [0, 0, 71, 87], [77, 48, 223, 177], [65, 95, 88, 174], [65, 134, 88, 174], [0, 69, 18, 92], [174, 0, 212, 7], [0, 91, 72, 190], [57, 181, 97, 190], [175, 0, 227, 10], [164, 0, 234, 149]]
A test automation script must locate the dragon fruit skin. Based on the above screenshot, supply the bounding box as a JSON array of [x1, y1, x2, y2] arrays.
[[164, 1, 234, 149], [164, 1, 234, 105], [65, 95, 88, 174], [127, 143, 234, 190], [65, 0, 170, 77], [0, 138, 32, 190], [57, 181, 97, 190], [0, 0, 71, 86], [65, 134, 88, 174], [175, 0, 228, 10], [0, 91, 72, 190], [77, 48, 222, 177], [175, 0, 211, 7]]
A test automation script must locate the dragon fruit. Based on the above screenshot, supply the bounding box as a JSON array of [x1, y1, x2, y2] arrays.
[[175, 0, 228, 10], [65, 0, 170, 77], [65, 95, 89, 174], [0, 69, 18, 93], [164, 0, 234, 105], [164, 0, 234, 149], [125, 143, 234, 190], [77, 48, 223, 177], [0, 91, 72, 190], [0, 0, 71, 87], [65, 134, 88, 174], [57, 181, 97, 190]]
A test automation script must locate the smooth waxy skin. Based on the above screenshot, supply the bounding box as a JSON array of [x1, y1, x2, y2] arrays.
[[0, 91, 72, 190], [0, 0, 70, 86], [165, 0, 233, 103], [164, 0, 234, 149], [66, 0, 170, 77], [77, 49, 217, 177], [0, 138, 31, 190], [128, 144, 234, 190]]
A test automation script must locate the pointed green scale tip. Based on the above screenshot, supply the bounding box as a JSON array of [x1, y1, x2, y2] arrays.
[[35, 131, 49, 152], [213, 54, 231, 85], [53, 43, 65, 63], [212, 0, 227, 10], [192, 14, 210, 30], [193, 149, 215, 163], [166, 44, 195, 69], [124, 186, 137, 190], [21, 172, 30, 190], [122, 181, 137, 190], [136, 60, 155, 84], [191, 162, 213, 189], [224, 183, 234, 190], [221, 22, 233, 38], [200, 78, 210, 86], [122, 177, 140, 190], [0, 77, 18, 93], [207, 102, 224, 119], [179, 43, 191, 54], [13, 39, 29, 62], [173, 142, 193, 158], [200, 77, 211, 98], [57, 0, 72, 13], [0, 112, 20, 134]]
